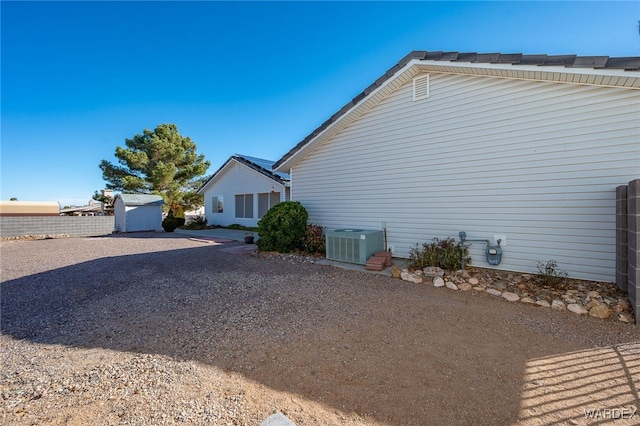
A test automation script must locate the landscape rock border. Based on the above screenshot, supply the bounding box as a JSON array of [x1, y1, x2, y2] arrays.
[[393, 266, 635, 323]]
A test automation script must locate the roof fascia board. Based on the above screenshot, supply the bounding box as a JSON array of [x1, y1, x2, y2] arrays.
[[411, 58, 640, 79]]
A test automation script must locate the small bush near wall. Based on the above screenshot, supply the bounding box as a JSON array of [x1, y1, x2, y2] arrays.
[[535, 260, 568, 288], [256, 201, 308, 253], [409, 237, 471, 272], [162, 215, 179, 232], [303, 224, 326, 255]]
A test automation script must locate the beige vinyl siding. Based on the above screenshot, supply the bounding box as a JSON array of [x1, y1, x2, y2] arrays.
[[292, 73, 640, 281], [202, 161, 287, 227]]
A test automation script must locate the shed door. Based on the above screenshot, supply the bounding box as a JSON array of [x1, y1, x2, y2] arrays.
[[126, 206, 159, 231]]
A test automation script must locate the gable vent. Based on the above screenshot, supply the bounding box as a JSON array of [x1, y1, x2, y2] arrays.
[[413, 74, 430, 101]]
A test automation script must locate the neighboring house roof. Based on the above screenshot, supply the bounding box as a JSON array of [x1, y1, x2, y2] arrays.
[[114, 194, 164, 206], [0, 201, 60, 216], [197, 154, 290, 194], [60, 204, 103, 215], [273, 50, 640, 172]]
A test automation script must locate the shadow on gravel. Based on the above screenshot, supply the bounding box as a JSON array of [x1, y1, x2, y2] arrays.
[[2, 235, 638, 425]]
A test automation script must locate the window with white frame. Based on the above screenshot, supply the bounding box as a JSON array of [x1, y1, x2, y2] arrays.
[[258, 192, 281, 218], [211, 196, 223, 213], [234, 194, 253, 218]]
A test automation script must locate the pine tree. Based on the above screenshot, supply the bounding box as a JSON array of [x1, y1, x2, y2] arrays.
[[98, 124, 210, 211]]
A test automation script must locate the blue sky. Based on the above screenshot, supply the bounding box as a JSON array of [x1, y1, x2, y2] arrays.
[[2, 1, 639, 207]]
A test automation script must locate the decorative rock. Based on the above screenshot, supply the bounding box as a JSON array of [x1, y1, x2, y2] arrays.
[[551, 300, 566, 310], [423, 266, 444, 276], [468, 277, 479, 286], [589, 304, 611, 319], [410, 274, 423, 284], [400, 271, 422, 284], [521, 274, 532, 281], [536, 300, 551, 308], [473, 286, 484, 292], [486, 288, 502, 297], [586, 300, 600, 309], [423, 273, 440, 282], [587, 291, 600, 298], [433, 276, 445, 287], [614, 300, 630, 313], [618, 313, 633, 323], [567, 304, 588, 315], [391, 267, 402, 278], [493, 280, 507, 290], [520, 297, 535, 304], [458, 283, 472, 292], [502, 292, 520, 302], [445, 281, 458, 291]]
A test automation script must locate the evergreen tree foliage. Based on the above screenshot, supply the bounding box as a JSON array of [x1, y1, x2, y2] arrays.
[[98, 124, 210, 211]]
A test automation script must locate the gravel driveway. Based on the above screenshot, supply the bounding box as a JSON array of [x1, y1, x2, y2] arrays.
[[1, 233, 638, 425]]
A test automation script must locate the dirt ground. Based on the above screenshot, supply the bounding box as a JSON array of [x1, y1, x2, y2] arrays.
[[1, 234, 638, 425]]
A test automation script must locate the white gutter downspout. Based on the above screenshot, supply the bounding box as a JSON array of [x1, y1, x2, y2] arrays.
[[289, 167, 294, 201]]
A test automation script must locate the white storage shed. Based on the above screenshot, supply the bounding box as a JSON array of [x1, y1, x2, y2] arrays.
[[113, 194, 164, 232]]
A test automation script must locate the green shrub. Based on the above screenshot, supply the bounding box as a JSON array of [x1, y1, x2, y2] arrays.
[[303, 224, 326, 255], [535, 260, 568, 288], [162, 215, 179, 232], [409, 237, 471, 271], [256, 201, 308, 253]]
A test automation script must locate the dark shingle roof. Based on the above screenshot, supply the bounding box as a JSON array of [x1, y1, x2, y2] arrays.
[[233, 154, 290, 181], [273, 50, 640, 170], [400, 50, 640, 70]]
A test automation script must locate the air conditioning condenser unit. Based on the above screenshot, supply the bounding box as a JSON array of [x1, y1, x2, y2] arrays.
[[325, 229, 384, 265]]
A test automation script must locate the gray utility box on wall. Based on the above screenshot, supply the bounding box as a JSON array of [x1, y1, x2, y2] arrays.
[[326, 229, 384, 265]]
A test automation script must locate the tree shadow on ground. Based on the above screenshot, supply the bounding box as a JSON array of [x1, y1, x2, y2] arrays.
[[1, 235, 638, 425]]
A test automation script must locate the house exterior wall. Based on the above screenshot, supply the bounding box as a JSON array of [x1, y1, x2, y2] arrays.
[[291, 72, 640, 282], [202, 161, 288, 227]]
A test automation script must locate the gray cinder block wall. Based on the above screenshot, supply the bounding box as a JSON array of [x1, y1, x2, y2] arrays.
[[628, 179, 639, 324], [0, 216, 115, 238], [617, 179, 639, 324], [616, 185, 628, 291]]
